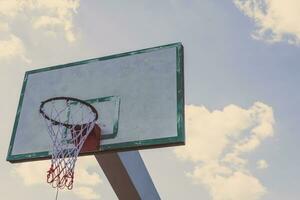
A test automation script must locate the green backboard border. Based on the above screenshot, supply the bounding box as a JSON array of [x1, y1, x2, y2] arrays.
[[6, 42, 185, 163]]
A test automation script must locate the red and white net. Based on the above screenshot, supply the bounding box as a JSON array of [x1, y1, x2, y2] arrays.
[[40, 97, 98, 190]]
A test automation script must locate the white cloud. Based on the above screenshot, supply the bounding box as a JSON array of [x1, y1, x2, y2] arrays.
[[30, 0, 80, 43], [222, 153, 248, 167], [175, 102, 274, 163], [11, 156, 102, 199], [0, 0, 80, 61], [12, 160, 48, 185], [0, 0, 23, 17], [233, 0, 300, 45], [174, 102, 275, 200], [73, 186, 101, 200], [0, 21, 9, 31], [257, 159, 269, 169], [32, 16, 63, 29], [0, 34, 30, 63], [75, 156, 103, 186], [175, 104, 251, 162], [190, 167, 266, 200]]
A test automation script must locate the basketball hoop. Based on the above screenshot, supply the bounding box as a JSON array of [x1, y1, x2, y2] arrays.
[[39, 97, 99, 190]]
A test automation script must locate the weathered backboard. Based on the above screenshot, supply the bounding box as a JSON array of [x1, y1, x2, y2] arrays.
[[7, 43, 184, 163]]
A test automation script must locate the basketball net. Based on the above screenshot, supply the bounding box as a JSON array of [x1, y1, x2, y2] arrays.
[[40, 97, 98, 190]]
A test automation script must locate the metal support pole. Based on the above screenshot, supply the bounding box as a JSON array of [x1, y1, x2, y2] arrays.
[[95, 150, 160, 200]]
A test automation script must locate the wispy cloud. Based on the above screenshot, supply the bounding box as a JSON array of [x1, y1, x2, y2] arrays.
[[189, 165, 266, 200], [12, 160, 48, 185], [30, 0, 80, 42], [11, 156, 102, 200], [257, 159, 269, 169], [0, 34, 30, 63], [233, 0, 300, 45], [175, 102, 275, 200], [0, 0, 80, 62], [73, 186, 101, 200]]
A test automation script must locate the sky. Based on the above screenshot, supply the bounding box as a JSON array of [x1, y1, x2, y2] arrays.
[[1, 0, 300, 199]]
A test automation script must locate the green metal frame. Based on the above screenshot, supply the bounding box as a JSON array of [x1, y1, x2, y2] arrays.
[[6, 42, 185, 163]]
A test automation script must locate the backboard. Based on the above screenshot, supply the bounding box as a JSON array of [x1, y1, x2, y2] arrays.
[[7, 43, 185, 163]]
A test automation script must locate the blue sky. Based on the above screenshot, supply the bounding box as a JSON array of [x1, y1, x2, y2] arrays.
[[1, 1, 299, 199]]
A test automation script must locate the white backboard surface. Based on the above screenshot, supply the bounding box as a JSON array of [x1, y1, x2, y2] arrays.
[[7, 43, 184, 163]]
